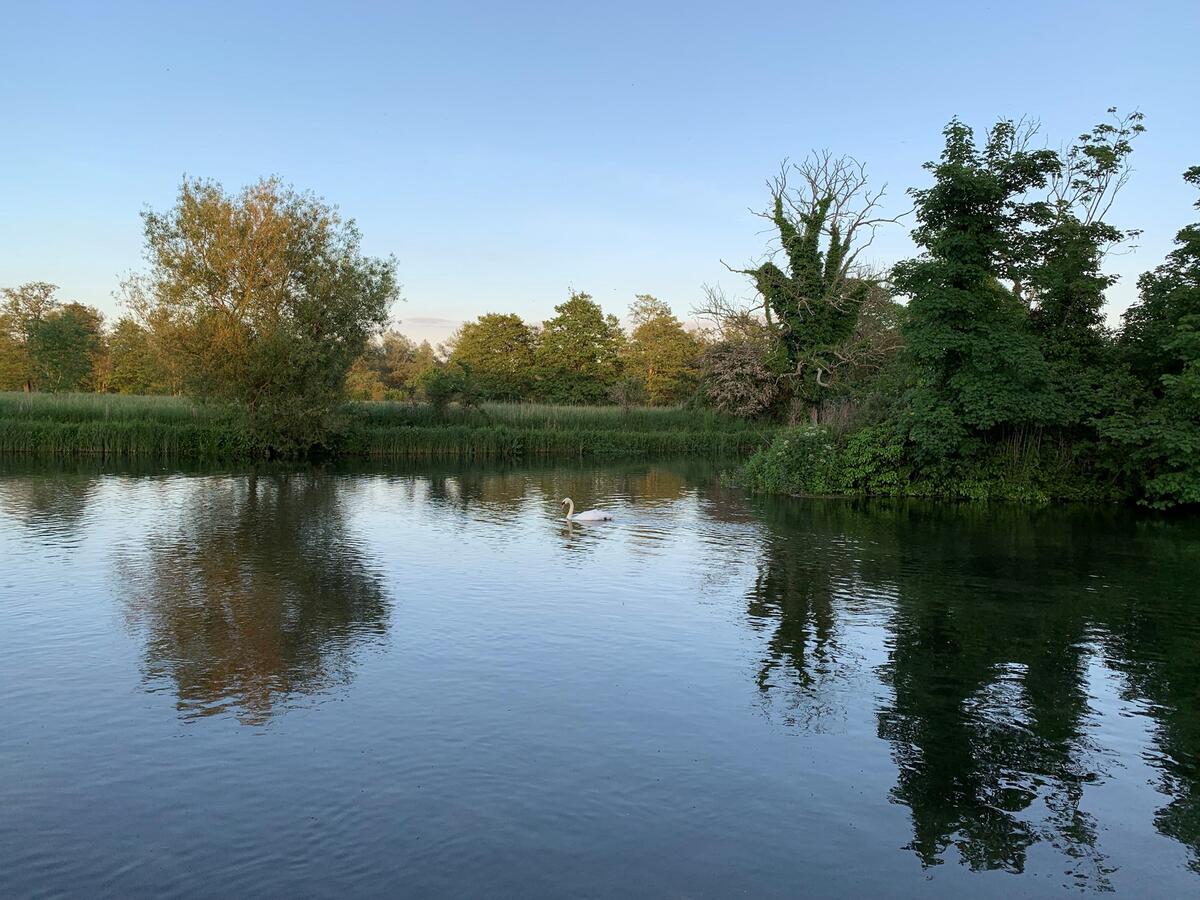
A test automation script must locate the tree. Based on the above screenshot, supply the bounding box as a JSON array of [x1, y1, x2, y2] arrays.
[[622, 295, 702, 405], [378, 331, 422, 395], [107, 317, 170, 394], [1109, 166, 1200, 507], [347, 330, 440, 401], [447, 313, 537, 401], [730, 155, 900, 417], [345, 353, 389, 401], [893, 119, 1060, 461], [1, 281, 63, 391], [1027, 110, 1144, 430], [417, 359, 482, 414], [533, 291, 624, 404], [0, 315, 29, 391], [609, 375, 648, 413], [698, 296, 783, 418], [129, 177, 398, 452], [406, 340, 441, 400], [27, 302, 104, 392]]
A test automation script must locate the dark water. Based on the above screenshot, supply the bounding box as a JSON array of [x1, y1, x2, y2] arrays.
[[2, 458, 1199, 898]]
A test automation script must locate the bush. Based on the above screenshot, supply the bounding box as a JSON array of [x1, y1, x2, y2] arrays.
[[740, 426, 844, 495]]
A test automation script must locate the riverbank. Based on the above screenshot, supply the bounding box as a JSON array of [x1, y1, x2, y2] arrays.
[[737, 423, 1126, 504], [0, 393, 773, 460]]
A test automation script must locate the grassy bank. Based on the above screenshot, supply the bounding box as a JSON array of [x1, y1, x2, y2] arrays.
[[737, 424, 1123, 504], [0, 393, 773, 460]]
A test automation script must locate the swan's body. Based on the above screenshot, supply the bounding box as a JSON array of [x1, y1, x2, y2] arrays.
[[561, 498, 612, 521]]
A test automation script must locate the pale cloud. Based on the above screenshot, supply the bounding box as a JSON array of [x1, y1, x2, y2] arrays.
[[392, 314, 462, 345]]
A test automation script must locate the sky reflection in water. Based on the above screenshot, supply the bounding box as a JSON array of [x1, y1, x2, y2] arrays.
[[1, 458, 1198, 897]]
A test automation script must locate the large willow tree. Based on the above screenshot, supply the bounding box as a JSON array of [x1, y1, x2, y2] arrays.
[[129, 177, 398, 453]]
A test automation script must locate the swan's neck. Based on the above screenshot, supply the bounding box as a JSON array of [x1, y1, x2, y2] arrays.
[[564, 499, 574, 519]]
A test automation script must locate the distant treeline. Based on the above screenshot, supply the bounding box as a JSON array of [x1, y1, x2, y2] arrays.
[[2, 109, 1197, 505]]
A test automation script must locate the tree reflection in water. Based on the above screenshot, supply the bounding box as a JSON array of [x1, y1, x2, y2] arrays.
[[120, 472, 389, 725], [745, 498, 1200, 885], [0, 460, 101, 538], [744, 501, 868, 732]]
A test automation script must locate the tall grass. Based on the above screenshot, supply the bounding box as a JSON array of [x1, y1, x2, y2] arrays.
[[0, 392, 773, 460], [0, 392, 235, 424]]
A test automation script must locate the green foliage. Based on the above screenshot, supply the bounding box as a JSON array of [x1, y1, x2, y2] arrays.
[[131, 176, 398, 455], [740, 422, 1113, 503], [1026, 111, 1144, 432], [106, 318, 169, 394], [894, 119, 1060, 460], [417, 360, 485, 414], [534, 291, 624, 404], [0, 392, 772, 461], [1107, 166, 1200, 507], [748, 204, 869, 400], [2, 283, 105, 393], [26, 303, 103, 392], [731, 157, 897, 416], [839, 425, 910, 495], [609, 375, 649, 413], [741, 426, 844, 495], [448, 313, 537, 401], [622, 295, 702, 405], [346, 331, 440, 401]]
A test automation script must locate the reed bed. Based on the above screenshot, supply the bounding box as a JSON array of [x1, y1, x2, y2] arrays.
[[0, 393, 773, 460]]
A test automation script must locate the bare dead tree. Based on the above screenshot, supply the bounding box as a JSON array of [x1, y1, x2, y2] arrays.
[[752, 152, 905, 289], [698, 154, 906, 413]]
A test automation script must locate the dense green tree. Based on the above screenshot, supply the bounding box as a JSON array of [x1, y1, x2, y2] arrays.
[[533, 291, 624, 404], [26, 302, 104, 392], [107, 317, 170, 395], [893, 119, 1060, 461], [129, 177, 398, 452], [0, 319, 29, 391], [1, 281, 62, 391], [622, 295, 702, 405], [405, 340, 442, 400], [448, 313, 537, 401], [1108, 166, 1200, 507], [1028, 111, 1144, 431]]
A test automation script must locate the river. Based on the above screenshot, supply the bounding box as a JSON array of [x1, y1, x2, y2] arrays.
[[1, 458, 1198, 897]]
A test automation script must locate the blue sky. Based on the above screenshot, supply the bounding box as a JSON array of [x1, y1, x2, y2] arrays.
[[2, 0, 1197, 344]]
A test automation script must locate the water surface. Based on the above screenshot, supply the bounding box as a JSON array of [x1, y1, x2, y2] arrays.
[[2, 458, 1198, 897]]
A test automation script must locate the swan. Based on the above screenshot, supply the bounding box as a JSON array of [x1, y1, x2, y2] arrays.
[[561, 497, 612, 522]]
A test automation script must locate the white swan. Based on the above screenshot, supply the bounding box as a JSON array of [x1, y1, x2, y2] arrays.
[[561, 497, 613, 522]]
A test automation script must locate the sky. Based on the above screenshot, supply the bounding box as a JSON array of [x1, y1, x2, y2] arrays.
[[2, 0, 1197, 345]]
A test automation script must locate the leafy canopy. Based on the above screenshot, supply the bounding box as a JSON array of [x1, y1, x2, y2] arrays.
[[129, 176, 398, 452], [534, 291, 624, 404], [893, 119, 1060, 460]]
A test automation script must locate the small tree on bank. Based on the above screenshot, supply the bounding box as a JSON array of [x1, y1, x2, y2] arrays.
[[128, 177, 399, 453]]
